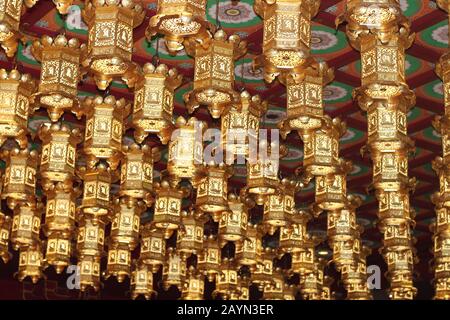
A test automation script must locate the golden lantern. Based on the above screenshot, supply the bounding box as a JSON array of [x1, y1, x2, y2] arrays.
[[214, 258, 240, 300], [146, 0, 211, 54], [280, 62, 334, 138], [0, 69, 36, 148], [251, 248, 275, 291], [31, 35, 88, 122], [177, 210, 204, 258], [139, 225, 166, 273], [263, 178, 297, 235], [184, 29, 247, 119], [167, 117, 207, 182], [198, 235, 221, 282], [162, 249, 187, 290], [315, 161, 352, 211], [221, 91, 267, 159], [332, 238, 361, 268], [377, 189, 412, 222], [381, 219, 414, 250], [181, 268, 205, 300], [52, 0, 74, 15], [38, 123, 82, 190], [1, 148, 38, 209], [43, 183, 80, 273], [132, 63, 182, 145], [153, 180, 186, 237], [327, 204, 360, 244], [246, 142, 283, 205], [302, 117, 346, 178], [76, 218, 105, 258], [235, 224, 262, 269], [119, 143, 156, 203], [77, 254, 102, 292], [253, 0, 320, 83], [195, 162, 232, 214], [0, 0, 38, 57], [131, 262, 156, 300], [279, 209, 312, 254], [433, 157, 450, 208], [10, 202, 42, 250], [77, 95, 131, 170], [262, 269, 294, 300], [17, 244, 45, 283], [371, 149, 410, 192], [299, 259, 325, 300], [219, 194, 249, 244], [82, 0, 145, 90], [77, 164, 115, 219], [0, 212, 12, 263], [230, 277, 251, 300], [291, 244, 316, 276], [105, 245, 132, 283]]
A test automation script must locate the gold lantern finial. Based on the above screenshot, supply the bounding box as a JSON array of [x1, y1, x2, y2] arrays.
[[82, 0, 145, 90]]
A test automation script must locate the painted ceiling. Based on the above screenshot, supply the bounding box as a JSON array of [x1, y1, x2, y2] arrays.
[[0, 0, 448, 299]]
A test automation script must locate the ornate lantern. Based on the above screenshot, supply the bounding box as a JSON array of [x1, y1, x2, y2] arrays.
[[119, 143, 155, 203], [315, 161, 352, 211], [0, 0, 38, 57], [377, 189, 412, 222], [262, 269, 287, 300], [235, 224, 262, 269], [82, 0, 145, 90], [195, 162, 232, 214], [10, 202, 42, 250], [177, 210, 204, 258], [76, 218, 105, 258], [184, 29, 247, 119], [252, 248, 275, 291], [219, 194, 249, 244], [332, 239, 361, 268], [77, 254, 102, 292], [198, 235, 221, 282], [46, 233, 72, 274], [280, 62, 334, 137], [371, 149, 410, 192], [78, 95, 130, 170], [78, 164, 115, 219], [0, 69, 36, 148], [167, 117, 207, 182], [31, 34, 88, 122], [162, 249, 187, 290], [146, 0, 211, 54], [214, 258, 240, 300], [327, 206, 360, 244], [2, 148, 38, 210], [253, 0, 320, 83], [181, 269, 205, 300], [131, 262, 156, 300], [17, 244, 44, 283], [139, 225, 166, 273], [0, 212, 11, 263], [433, 157, 450, 208], [279, 209, 312, 254], [132, 63, 182, 144], [221, 91, 267, 159], [38, 123, 82, 190]]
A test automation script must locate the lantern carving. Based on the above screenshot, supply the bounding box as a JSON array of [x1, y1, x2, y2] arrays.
[[131, 262, 156, 300], [146, 0, 212, 54], [184, 29, 247, 119], [17, 244, 44, 283], [235, 224, 262, 269], [139, 225, 166, 273], [82, 0, 145, 90], [162, 249, 187, 290], [181, 269, 205, 300], [315, 161, 352, 211], [76, 218, 105, 258], [219, 194, 249, 244], [0, 212, 11, 263], [279, 209, 312, 254], [10, 202, 42, 250], [0, 69, 36, 148], [214, 259, 240, 300], [198, 235, 221, 281], [251, 248, 275, 291], [77, 254, 102, 292], [177, 210, 204, 258], [31, 34, 88, 122], [132, 63, 182, 144]]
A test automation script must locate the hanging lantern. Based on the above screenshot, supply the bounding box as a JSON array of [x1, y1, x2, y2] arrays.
[[280, 62, 334, 137], [332, 239, 361, 268], [251, 248, 275, 291], [371, 149, 410, 192], [263, 178, 297, 235], [132, 63, 182, 144], [184, 29, 247, 119], [139, 225, 166, 273], [381, 219, 414, 251], [146, 0, 211, 54], [181, 268, 205, 300], [253, 0, 320, 83], [43, 183, 80, 273], [0, 0, 38, 57], [10, 202, 42, 251], [235, 224, 262, 269], [291, 242, 316, 275], [31, 34, 88, 122], [0, 69, 37, 148], [76, 218, 105, 258], [153, 180, 186, 237], [17, 244, 44, 283], [162, 249, 187, 290], [38, 123, 82, 190], [219, 194, 249, 244], [302, 117, 345, 177], [77, 164, 116, 219], [279, 209, 312, 254], [105, 245, 132, 283], [299, 259, 325, 300], [377, 189, 412, 222], [198, 235, 221, 282], [177, 210, 204, 258], [230, 277, 250, 300], [315, 161, 352, 211], [221, 91, 267, 159], [167, 117, 207, 182], [433, 157, 450, 208], [77, 95, 131, 170], [52, 0, 74, 15], [0, 212, 11, 263], [214, 258, 240, 300], [195, 162, 232, 214], [262, 269, 287, 300], [119, 143, 156, 203], [82, 0, 145, 90], [327, 207, 360, 244], [130, 261, 156, 300], [77, 254, 102, 292]]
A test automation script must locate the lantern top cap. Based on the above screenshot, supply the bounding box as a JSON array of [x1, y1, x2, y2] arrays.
[[38, 122, 82, 139], [84, 95, 128, 108], [2, 148, 38, 159], [0, 69, 34, 84], [36, 34, 87, 50]]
